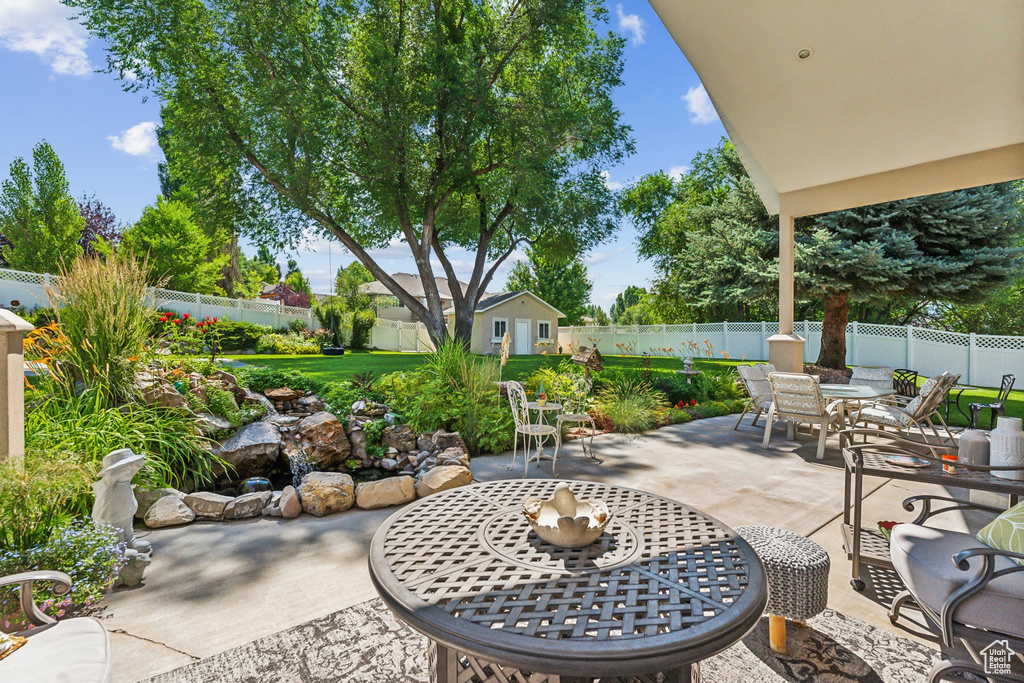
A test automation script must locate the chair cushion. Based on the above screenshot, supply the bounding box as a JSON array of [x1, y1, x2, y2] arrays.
[[890, 524, 1024, 638], [850, 367, 894, 390], [2, 617, 111, 683], [904, 374, 943, 416], [857, 404, 912, 427], [977, 500, 1024, 566]]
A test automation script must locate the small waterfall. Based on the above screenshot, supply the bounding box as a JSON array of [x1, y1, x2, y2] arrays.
[[289, 449, 315, 489]]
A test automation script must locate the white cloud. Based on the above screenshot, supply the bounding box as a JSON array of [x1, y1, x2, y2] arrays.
[[584, 252, 609, 265], [615, 4, 645, 46], [108, 121, 159, 157], [0, 0, 93, 76], [682, 84, 718, 124], [600, 171, 624, 191], [668, 165, 690, 181]]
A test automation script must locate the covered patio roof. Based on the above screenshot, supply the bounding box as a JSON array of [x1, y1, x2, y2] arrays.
[[649, 0, 1024, 218]]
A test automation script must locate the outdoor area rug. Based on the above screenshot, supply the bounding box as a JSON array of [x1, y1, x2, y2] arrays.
[[144, 599, 939, 683]]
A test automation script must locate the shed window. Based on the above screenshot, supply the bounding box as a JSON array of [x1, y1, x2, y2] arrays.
[[537, 320, 551, 340], [493, 318, 508, 339]]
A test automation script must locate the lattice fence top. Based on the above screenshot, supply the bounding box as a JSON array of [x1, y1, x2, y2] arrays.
[[371, 480, 766, 668]]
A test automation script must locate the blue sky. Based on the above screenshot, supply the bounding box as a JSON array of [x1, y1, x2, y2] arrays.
[[0, 0, 727, 308]]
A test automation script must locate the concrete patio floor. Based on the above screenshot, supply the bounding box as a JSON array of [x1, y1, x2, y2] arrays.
[[101, 415, 998, 682]]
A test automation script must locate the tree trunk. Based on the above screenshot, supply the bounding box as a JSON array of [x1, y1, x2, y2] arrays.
[[816, 290, 849, 369]]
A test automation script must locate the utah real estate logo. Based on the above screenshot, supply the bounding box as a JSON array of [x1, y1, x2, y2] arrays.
[[981, 640, 1017, 676]]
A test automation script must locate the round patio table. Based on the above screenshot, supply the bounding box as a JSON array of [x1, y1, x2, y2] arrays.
[[369, 479, 768, 682], [819, 384, 896, 429]]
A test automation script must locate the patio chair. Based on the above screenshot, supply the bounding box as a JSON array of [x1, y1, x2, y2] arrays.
[[849, 366, 894, 390], [892, 368, 919, 406], [887, 496, 1024, 683], [506, 380, 560, 477], [968, 373, 1015, 429], [762, 372, 845, 460], [0, 571, 112, 683], [852, 372, 959, 445], [554, 375, 598, 461], [734, 364, 775, 430]]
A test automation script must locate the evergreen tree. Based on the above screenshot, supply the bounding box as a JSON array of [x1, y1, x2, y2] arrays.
[[254, 245, 281, 281], [505, 250, 592, 325], [584, 304, 610, 326], [0, 141, 84, 273], [609, 286, 647, 322]]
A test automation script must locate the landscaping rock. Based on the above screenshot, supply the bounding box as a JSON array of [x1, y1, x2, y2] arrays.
[[382, 424, 417, 452], [139, 379, 188, 410], [295, 411, 352, 469], [415, 465, 473, 498], [356, 476, 415, 509], [349, 426, 367, 460], [433, 431, 469, 455], [265, 387, 304, 402], [184, 491, 233, 520], [417, 434, 436, 452], [215, 420, 281, 480], [224, 491, 273, 520], [437, 447, 470, 468], [380, 458, 399, 471], [144, 495, 196, 528], [266, 414, 301, 428], [296, 395, 326, 412], [298, 472, 355, 516], [134, 488, 185, 519], [195, 412, 233, 436], [280, 486, 302, 518], [240, 387, 277, 414]]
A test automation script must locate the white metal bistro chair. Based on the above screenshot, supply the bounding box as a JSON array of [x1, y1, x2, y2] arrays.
[[735, 364, 776, 430], [763, 372, 844, 460], [506, 380, 561, 476], [852, 372, 959, 445], [555, 375, 598, 461]]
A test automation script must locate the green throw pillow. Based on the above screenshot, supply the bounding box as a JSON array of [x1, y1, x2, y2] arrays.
[[977, 501, 1024, 566]]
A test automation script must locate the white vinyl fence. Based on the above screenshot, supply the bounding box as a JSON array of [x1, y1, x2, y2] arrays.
[[558, 321, 1024, 389], [369, 318, 436, 352], [0, 267, 315, 329]]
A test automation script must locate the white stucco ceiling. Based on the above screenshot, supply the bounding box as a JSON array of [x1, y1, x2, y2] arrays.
[[649, 1, 1024, 215]]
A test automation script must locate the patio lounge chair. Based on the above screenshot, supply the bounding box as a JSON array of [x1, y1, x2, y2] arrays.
[[506, 380, 560, 477], [763, 372, 844, 460], [852, 372, 959, 445], [734, 364, 775, 430], [888, 496, 1024, 683], [0, 571, 112, 683], [849, 366, 894, 390], [968, 373, 1015, 429]]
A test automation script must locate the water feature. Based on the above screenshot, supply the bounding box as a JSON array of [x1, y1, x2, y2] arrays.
[[289, 449, 316, 489]]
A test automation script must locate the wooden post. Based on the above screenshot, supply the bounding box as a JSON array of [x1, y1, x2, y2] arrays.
[[0, 310, 33, 465], [769, 614, 787, 654]]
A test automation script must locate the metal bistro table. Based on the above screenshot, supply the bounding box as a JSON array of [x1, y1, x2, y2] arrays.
[[369, 480, 768, 683], [840, 430, 1023, 591]]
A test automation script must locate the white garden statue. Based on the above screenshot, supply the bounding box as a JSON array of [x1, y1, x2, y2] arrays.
[[92, 449, 153, 586]]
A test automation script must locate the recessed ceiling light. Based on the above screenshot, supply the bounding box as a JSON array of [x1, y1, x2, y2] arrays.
[[797, 48, 812, 60]]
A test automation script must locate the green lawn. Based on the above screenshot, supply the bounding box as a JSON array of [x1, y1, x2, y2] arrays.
[[224, 351, 1023, 428]]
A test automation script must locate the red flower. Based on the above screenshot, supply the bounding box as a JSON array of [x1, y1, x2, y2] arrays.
[[173, 319, 181, 325], [212, 317, 218, 323], [182, 313, 190, 319]]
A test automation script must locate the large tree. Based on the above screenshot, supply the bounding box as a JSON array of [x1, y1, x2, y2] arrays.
[[625, 139, 1024, 368], [0, 141, 84, 273], [71, 0, 631, 346], [77, 194, 123, 254], [505, 249, 592, 325]]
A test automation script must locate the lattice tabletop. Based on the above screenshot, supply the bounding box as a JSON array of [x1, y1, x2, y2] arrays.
[[369, 480, 768, 679]]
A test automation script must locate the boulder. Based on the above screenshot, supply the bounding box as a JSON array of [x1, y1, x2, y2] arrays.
[[432, 431, 469, 455], [211, 369, 238, 387], [266, 414, 301, 428], [139, 379, 188, 410], [356, 476, 416, 510], [382, 425, 417, 452], [380, 458, 399, 471], [296, 395, 325, 412], [298, 472, 354, 517], [184, 491, 233, 519], [437, 447, 470, 468], [144, 496, 196, 528], [348, 427, 367, 460], [134, 488, 185, 519], [280, 485, 302, 518], [265, 387, 303, 402], [416, 465, 473, 498], [224, 491, 274, 520], [195, 412, 233, 436], [295, 412, 351, 469], [240, 387, 277, 414], [215, 420, 281, 479], [416, 434, 436, 452]]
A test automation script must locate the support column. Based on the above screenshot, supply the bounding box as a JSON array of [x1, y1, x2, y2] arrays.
[[0, 310, 33, 465], [768, 210, 805, 372]]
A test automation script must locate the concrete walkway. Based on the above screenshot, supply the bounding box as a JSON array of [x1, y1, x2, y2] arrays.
[[102, 415, 993, 682]]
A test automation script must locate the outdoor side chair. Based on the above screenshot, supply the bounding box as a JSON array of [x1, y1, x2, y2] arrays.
[[0, 571, 112, 683], [554, 375, 598, 461], [506, 380, 560, 477], [763, 372, 844, 460], [892, 368, 919, 406], [968, 373, 1015, 430], [734, 364, 775, 430], [852, 372, 959, 445], [849, 366, 894, 390]]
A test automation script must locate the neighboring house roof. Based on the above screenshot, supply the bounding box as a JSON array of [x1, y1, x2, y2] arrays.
[[360, 273, 468, 300], [443, 291, 565, 318]]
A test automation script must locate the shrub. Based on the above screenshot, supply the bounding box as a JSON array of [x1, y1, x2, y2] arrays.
[[351, 309, 376, 349], [206, 386, 242, 427], [654, 374, 701, 405], [694, 369, 742, 402], [46, 253, 157, 401], [235, 365, 327, 394], [0, 520, 125, 629], [313, 296, 347, 347], [255, 332, 321, 354], [363, 419, 387, 459], [214, 320, 272, 351], [287, 318, 309, 335], [667, 408, 693, 424], [596, 376, 668, 433], [0, 450, 96, 551]]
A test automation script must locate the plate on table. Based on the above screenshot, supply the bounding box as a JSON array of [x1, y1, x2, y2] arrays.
[[885, 455, 932, 468]]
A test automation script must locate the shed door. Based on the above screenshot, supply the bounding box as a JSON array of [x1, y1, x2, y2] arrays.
[[515, 320, 530, 355]]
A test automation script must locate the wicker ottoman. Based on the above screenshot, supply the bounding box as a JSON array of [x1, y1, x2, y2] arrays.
[[736, 525, 830, 654]]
